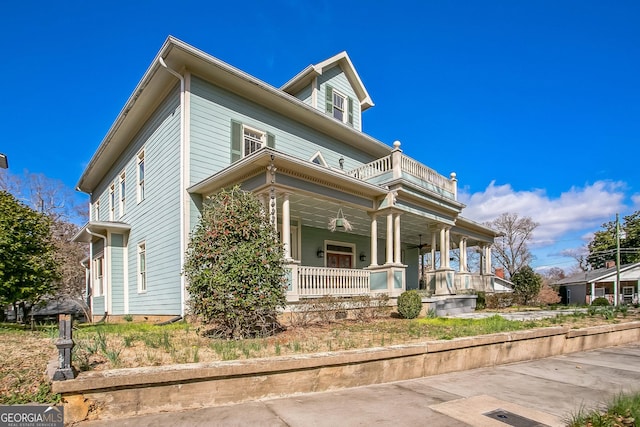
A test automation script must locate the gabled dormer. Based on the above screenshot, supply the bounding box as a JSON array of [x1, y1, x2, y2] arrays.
[[281, 52, 374, 132]]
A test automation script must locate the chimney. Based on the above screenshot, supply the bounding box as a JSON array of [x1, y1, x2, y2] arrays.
[[605, 260, 616, 269], [494, 267, 504, 279]]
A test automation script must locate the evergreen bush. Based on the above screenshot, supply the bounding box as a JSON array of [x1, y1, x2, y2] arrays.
[[591, 297, 610, 306], [397, 290, 422, 319], [183, 186, 286, 339]]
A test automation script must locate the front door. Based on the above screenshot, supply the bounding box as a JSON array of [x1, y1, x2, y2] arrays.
[[327, 253, 352, 269]]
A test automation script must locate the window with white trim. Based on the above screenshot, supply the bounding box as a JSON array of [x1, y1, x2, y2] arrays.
[[94, 256, 104, 296], [325, 85, 353, 125], [332, 90, 346, 121], [137, 150, 145, 203], [138, 242, 146, 293], [109, 184, 115, 220], [594, 287, 605, 297], [119, 171, 126, 217], [243, 125, 265, 156]]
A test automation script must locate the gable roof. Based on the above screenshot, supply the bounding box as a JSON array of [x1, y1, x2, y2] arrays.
[[555, 262, 640, 285], [76, 37, 390, 194], [280, 51, 374, 111]]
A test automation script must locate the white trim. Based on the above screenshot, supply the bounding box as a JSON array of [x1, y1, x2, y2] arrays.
[[137, 241, 147, 294], [242, 124, 266, 157], [107, 232, 113, 314], [311, 76, 318, 108], [123, 237, 129, 314], [136, 148, 145, 203], [118, 170, 126, 218], [181, 71, 191, 318], [309, 151, 328, 167], [324, 240, 356, 268], [94, 200, 100, 221], [108, 183, 115, 221]]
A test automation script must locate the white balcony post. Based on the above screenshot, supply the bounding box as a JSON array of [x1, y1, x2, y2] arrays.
[[369, 214, 378, 267], [391, 140, 402, 180], [282, 193, 291, 260], [385, 212, 393, 265], [394, 213, 402, 264], [450, 172, 458, 201]]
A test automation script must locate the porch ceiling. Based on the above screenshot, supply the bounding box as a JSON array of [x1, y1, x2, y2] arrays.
[[283, 193, 488, 249]]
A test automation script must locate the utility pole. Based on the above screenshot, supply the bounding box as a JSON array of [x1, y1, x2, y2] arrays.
[[615, 213, 621, 306]]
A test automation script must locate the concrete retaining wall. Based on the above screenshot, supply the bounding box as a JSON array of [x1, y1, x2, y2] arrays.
[[54, 321, 640, 423]]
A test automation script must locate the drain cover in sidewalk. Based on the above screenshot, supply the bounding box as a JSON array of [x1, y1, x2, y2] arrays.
[[484, 408, 550, 427]]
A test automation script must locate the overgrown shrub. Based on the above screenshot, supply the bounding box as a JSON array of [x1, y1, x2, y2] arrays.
[[397, 290, 422, 319], [485, 293, 516, 309], [475, 291, 486, 310], [184, 186, 286, 339], [591, 297, 610, 306], [534, 284, 561, 306]]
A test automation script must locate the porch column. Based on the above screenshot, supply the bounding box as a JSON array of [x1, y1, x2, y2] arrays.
[[282, 193, 291, 260], [591, 281, 595, 303], [369, 214, 378, 267], [269, 190, 278, 230], [439, 227, 446, 270], [459, 237, 467, 272], [431, 232, 437, 270], [444, 227, 451, 269], [394, 213, 402, 264], [483, 244, 492, 274], [385, 212, 393, 265]]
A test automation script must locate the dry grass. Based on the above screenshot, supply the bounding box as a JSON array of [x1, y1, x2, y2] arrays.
[[2, 307, 639, 404]]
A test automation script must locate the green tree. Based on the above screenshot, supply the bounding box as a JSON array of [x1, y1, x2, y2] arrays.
[[183, 186, 286, 339], [510, 265, 542, 306], [0, 191, 61, 319], [588, 211, 640, 269]]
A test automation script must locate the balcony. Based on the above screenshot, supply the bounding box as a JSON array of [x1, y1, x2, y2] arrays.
[[347, 151, 457, 200]]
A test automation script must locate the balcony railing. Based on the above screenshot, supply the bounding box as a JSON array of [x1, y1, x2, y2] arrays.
[[298, 266, 370, 296], [347, 154, 455, 197]]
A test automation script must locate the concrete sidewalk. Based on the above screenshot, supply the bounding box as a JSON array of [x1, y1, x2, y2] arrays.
[[78, 344, 640, 427]]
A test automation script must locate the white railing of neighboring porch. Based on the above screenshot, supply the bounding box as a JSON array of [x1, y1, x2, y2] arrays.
[[298, 266, 370, 296]]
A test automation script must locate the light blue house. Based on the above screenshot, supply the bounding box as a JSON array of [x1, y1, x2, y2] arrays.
[[74, 37, 500, 321]]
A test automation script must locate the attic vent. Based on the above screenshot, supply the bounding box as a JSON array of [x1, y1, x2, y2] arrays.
[[310, 151, 328, 167]]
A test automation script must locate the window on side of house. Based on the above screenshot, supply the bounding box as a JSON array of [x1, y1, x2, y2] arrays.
[[94, 256, 104, 296], [230, 121, 275, 163], [119, 171, 126, 217], [109, 184, 115, 220], [243, 125, 265, 156], [325, 85, 353, 126], [137, 150, 145, 203], [138, 242, 146, 293]]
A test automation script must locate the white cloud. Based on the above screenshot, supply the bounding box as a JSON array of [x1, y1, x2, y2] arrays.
[[459, 180, 627, 248]]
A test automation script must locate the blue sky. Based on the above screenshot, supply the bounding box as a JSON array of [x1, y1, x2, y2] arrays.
[[1, 1, 638, 273]]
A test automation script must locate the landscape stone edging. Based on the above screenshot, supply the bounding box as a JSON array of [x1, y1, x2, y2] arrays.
[[52, 321, 640, 423], [52, 325, 572, 394]]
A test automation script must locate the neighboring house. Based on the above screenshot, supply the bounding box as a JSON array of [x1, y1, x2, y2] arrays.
[[555, 262, 640, 305], [73, 36, 501, 321]]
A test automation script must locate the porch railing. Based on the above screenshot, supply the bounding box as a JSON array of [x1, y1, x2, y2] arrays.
[[400, 156, 455, 194], [298, 266, 370, 296], [347, 154, 455, 195], [347, 155, 392, 180]]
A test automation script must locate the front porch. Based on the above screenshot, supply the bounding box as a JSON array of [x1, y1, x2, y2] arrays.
[[188, 142, 502, 306]]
